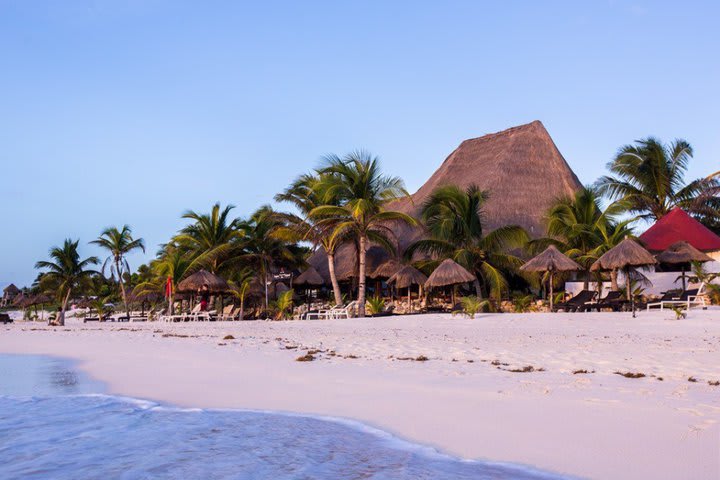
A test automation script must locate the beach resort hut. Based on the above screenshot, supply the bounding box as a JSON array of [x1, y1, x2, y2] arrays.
[[177, 270, 229, 293], [520, 245, 582, 310], [591, 238, 657, 316], [655, 241, 713, 290], [425, 259, 476, 306], [387, 265, 428, 311], [639, 208, 720, 257], [2, 284, 21, 307], [294, 266, 325, 311]]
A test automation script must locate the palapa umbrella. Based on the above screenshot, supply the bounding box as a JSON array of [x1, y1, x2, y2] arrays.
[[520, 245, 581, 311], [388, 265, 428, 311], [177, 269, 229, 293], [591, 238, 657, 317], [655, 241, 713, 290], [369, 260, 402, 280], [425, 259, 476, 305], [294, 266, 325, 313]]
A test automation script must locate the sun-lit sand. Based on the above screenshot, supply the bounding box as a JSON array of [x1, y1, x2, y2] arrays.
[[2, 310, 719, 480]]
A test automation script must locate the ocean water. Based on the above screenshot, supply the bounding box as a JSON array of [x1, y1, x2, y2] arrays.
[[0, 355, 571, 479]]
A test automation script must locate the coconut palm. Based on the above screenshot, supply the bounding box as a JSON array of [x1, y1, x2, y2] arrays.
[[139, 247, 194, 315], [596, 137, 720, 222], [406, 184, 529, 300], [540, 187, 636, 290], [275, 173, 344, 306], [237, 205, 306, 310], [35, 239, 99, 326], [173, 203, 243, 273], [91, 225, 145, 321], [227, 267, 254, 321], [310, 151, 416, 317]]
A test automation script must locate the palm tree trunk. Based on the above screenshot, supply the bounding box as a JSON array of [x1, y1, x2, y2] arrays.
[[57, 288, 72, 326], [583, 269, 590, 290], [327, 252, 342, 306], [357, 234, 367, 317], [116, 259, 130, 321], [473, 278, 483, 299], [239, 294, 245, 321]]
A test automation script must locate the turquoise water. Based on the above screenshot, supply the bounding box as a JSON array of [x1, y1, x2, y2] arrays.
[[0, 354, 571, 479]]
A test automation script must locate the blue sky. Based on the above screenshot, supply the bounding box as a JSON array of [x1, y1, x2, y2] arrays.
[[1, 1, 719, 287]]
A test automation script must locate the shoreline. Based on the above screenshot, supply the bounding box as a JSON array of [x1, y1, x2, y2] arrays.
[[2, 311, 719, 479]]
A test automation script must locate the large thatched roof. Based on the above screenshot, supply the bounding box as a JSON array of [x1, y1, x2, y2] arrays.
[[370, 259, 402, 279], [387, 265, 428, 289], [177, 270, 229, 293], [294, 266, 324, 287], [3, 284, 20, 295], [520, 245, 581, 273], [425, 259, 476, 288], [308, 121, 582, 283], [590, 239, 657, 271], [655, 241, 713, 264]]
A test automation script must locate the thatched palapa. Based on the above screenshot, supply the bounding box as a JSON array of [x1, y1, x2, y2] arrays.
[[294, 266, 325, 287], [590, 239, 657, 272], [370, 260, 402, 279], [520, 245, 581, 310], [656, 241, 713, 290], [425, 259, 476, 288], [387, 265, 428, 289], [177, 269, 229, 293], [520, 245, 581, 273]]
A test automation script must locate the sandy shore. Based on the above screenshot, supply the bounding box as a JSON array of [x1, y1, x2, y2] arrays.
[[2, 310, 719, 479]]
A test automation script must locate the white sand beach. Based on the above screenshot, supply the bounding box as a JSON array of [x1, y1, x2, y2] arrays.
[[2, 310, 719, 480]]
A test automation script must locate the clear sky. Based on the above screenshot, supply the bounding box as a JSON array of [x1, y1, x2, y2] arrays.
[[1, 1, 719, 288]]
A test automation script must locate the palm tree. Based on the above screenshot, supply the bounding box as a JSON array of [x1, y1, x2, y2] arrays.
[[275, 172, 344, 305], [227, 267, 254, 321], [406, 184, 528, 300], [174, 203, 243, 273], [596, 137, 720, 222], [149, 246, 193, 315], [238, 205, 306, 310], [35, 239, 99, 326], [91, 225, 145, 321], [543, 187, 633, 289], [311, 151, 416, 317]]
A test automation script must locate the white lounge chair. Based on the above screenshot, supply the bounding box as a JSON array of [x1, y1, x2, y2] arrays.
[[646, 283, 707, 311]]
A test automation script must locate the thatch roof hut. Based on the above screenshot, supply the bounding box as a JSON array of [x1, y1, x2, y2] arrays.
[[425, 259, 476, 288], [387, 265, 428, 289], [370, 259, 402, 279], [294, 266, 324, 287], [656, 241, 713, 290], [3, 284, 20, 295], [520, 245, 581, 310], [307, 121, 582, 283], [591, 239, 657, 272], [591, 238, 656, 306], [656, 241, 713, 264], [177, 270, 229, 293]]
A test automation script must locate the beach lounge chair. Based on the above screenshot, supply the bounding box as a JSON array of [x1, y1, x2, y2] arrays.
[[646, 284, 707, 311], [554, 290, 597, 312], [584, 291, 625, 312], [217, 305, 238, 321]]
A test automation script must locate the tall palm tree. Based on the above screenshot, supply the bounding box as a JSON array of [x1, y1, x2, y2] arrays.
[[275, 172, 344, 306], [238, 205, 306, 310], [227, 267, 255, 321], [311, 151, 416, 317], [91, 225, 145, 320], [35, 239, 99, 326], [174, 203, 243, 273], [596, 137, 720, 222], [406, 184, 529, 300]]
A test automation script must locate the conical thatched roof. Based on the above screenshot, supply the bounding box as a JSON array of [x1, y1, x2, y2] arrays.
[[655, 241, 713, 264], [387, 265, 427, 289], [520, 245, 582, 273], [307, 121, 582, 283], [177, 269, 229, 293], [370, 259, 402, 279], [3, 283, 20, 295], [425, 259, 476, 288], [29, 293, 53, 305], [590, 239, 657, 271], [294, 266, 324, 287]]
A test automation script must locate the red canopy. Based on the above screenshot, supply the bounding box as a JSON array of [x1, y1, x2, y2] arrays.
[[639, 208, 720, 252]]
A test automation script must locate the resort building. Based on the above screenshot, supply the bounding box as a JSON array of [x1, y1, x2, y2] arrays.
[[1, 284, 21, 307]]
